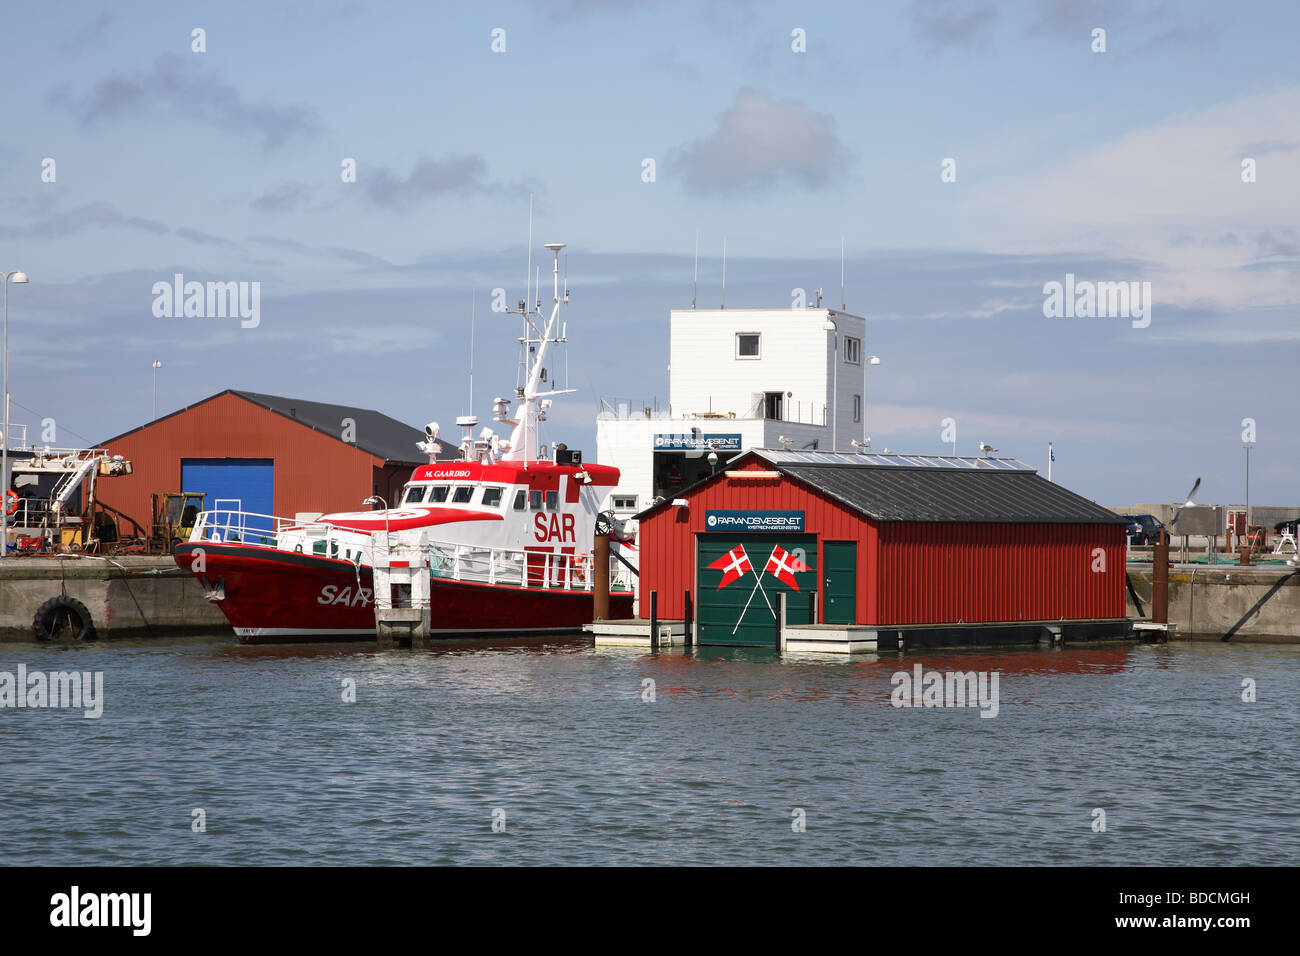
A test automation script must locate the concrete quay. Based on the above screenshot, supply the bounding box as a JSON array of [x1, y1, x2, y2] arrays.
[[0, 556, 226, 640]]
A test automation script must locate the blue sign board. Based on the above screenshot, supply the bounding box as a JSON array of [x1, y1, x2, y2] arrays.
[[654, 433, 742, 451], [706, 510, 805, 532]]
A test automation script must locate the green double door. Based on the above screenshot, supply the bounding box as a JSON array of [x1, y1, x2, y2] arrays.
[[696, 534, 817, 646]]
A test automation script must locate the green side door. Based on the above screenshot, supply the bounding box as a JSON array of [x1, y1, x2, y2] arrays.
[[823, 540, 857, 625], [696, 534, 817, 646]]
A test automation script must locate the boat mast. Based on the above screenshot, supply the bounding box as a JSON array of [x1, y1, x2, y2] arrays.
[[503, 243, 574, 462]]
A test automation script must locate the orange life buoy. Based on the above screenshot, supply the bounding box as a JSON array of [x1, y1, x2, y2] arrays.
[[5, 490, 16, 516]]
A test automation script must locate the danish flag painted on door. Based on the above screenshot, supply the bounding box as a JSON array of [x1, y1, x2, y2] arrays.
[[763, 544, 810, 591], [706, 544, 752, 589]]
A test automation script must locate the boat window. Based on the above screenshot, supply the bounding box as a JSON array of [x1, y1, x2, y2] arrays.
[[545, 490, 559, 509], [529, 490, 544, 510], [452, 486, 473, 504], [429, 485, 450, 503], [513, 490, 527, 510], [402, 485, 427, 504], [482, 487, 503, 508]]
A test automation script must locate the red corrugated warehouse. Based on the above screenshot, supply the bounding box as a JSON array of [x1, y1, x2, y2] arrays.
[[97, 389, 450, 538], [635, 449, 1129, 647]]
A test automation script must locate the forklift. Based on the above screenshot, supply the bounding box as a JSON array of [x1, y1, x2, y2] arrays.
[[150, 492, 205, 553]]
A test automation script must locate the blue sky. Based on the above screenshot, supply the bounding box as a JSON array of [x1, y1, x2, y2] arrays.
[[1, 0, 1296, 506]]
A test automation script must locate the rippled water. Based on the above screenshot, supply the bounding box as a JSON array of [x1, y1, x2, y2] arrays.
[[1, 635, 1296, 865]]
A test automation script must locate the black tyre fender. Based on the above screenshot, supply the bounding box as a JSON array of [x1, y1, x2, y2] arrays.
[[32, 595, 98, 642]]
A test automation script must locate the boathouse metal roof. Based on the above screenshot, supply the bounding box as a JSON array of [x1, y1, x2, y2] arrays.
[[638, 448, 1125, 525], [232, 390, 453, 465], [100, 389, 453, 465]]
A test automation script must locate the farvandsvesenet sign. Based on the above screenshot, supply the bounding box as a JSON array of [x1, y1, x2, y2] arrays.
[[706, 510, 805, 532], [654, 433, 742, 451]]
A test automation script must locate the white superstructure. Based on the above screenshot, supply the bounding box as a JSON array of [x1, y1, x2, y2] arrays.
[[597, 306, 871, 515]]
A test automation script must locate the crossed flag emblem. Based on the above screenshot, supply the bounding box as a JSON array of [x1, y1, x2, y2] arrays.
[[706, 543, 811, 634]]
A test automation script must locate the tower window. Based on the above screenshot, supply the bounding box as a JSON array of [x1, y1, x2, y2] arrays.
[[736, 332, 761, 359]]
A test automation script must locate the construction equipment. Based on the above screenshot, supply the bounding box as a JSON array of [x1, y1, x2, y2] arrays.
[[151, 492, 205, 553]]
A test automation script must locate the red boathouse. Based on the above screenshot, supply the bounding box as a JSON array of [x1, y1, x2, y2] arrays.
[[634, 449, 1129, 647]]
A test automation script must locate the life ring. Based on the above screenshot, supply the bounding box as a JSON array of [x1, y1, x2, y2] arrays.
[[5, 490, 16, 515], [32, 595, 98, 642], [572, 553, 590, 585]]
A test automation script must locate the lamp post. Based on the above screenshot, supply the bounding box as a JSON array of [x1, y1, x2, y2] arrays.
[[823, 319, 838, 450], [864, 354, 880, 448], [2, 270, 30, 557], [1244, 442, 1252, 544], [152, 361, 163, 420]]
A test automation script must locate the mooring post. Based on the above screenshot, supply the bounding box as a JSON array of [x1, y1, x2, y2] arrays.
[[683, 589, 693, 648], [593, 533, 610, 621], [777, 591, 786, 652], [1153, 528, 1169, 633], [649, 590, 658, 650]]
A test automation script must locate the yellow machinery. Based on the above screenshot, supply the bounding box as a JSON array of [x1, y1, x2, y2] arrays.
[[150, 492, 206, 553]]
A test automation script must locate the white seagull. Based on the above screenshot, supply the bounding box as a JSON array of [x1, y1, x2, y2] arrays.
[[979, 441, 997, 456]]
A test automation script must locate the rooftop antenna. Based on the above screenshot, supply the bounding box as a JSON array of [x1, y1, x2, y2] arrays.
[[721, 237, 726, 309], [692, 230, 699, 309], [840, 235, 846, 310]]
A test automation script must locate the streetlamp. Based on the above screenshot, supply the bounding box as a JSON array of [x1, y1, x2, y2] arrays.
[[823, 318, 838, 450], [2, 270, 29, 558], [152, 361, 163, 420], [1244, 442, 1253, 546], [864, 354, 880, 447]]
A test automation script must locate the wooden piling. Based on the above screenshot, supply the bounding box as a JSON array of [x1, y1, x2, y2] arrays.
[[683, 589, 693, 648], [1153, 529, 1169, 626], [776, 592, 786, 651], [649, 590, 658, 650], [593, 533, 610, 622]]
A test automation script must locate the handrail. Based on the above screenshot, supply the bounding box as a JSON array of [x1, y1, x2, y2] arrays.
[[190, 509, 633, 592]]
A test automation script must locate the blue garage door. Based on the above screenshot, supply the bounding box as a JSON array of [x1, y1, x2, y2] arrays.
[[181, 458, 275, 539]]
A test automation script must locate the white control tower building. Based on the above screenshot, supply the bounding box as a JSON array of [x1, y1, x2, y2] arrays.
[[596, 304, 874, 516]]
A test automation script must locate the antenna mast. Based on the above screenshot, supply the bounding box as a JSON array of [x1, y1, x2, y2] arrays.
[[692, 231, 699, 309], [469, 289, 475, 416], [721, 237, 726, 309], [840, 235, 846, 310]]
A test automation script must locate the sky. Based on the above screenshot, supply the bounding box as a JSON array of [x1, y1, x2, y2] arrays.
[[0, 0, 1296, 507]]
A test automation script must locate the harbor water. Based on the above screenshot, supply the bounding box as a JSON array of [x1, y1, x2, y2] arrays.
[[1, 635, 1296, 866]]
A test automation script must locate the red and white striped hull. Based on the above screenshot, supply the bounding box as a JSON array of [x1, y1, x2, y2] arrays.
[[174, 542, 633, 644]]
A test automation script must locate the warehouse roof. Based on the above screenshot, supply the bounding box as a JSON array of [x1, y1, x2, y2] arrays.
[[101, 389, 454, 465], [639, 449, 1126, 524], [233, 390, 448, 464]]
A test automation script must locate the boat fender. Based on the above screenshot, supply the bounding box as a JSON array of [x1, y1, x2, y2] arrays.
[[32, 595, 98, 642], [5, 490, 16, 516]]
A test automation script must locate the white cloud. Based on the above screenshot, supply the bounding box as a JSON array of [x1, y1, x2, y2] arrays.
[[965, 87, 1300, 313], [670, 88, 849, 194]]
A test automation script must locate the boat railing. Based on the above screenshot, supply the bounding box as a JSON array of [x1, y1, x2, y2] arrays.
[[189, 510, 635, 591], [426, 542, 633, 592], [190, 509, 375, 557]]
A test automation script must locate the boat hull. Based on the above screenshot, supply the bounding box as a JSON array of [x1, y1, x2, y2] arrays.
[[174, 543, 634, 644]]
